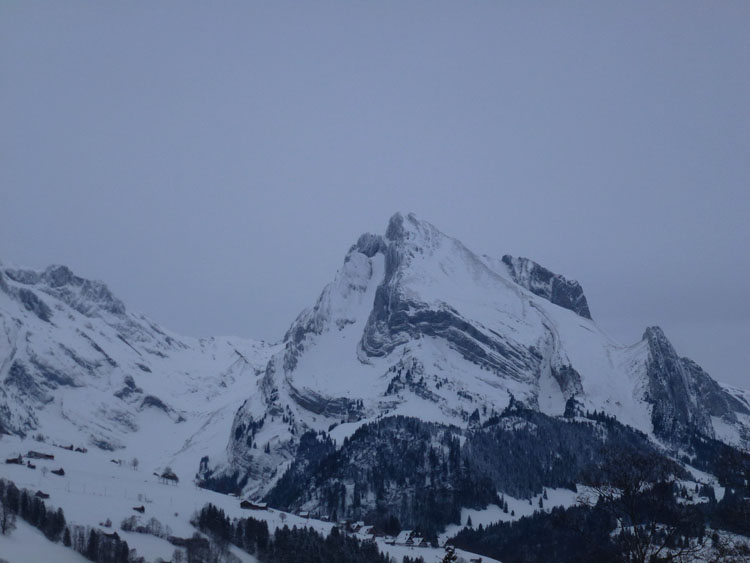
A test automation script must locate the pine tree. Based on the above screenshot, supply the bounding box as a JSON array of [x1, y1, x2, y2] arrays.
[[86, 529, 99, 560]]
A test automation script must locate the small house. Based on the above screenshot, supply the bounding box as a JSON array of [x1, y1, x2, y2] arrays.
[[395, 530, 413, 546], [27, 451, 55, 460], [240, 500, 267, 510]]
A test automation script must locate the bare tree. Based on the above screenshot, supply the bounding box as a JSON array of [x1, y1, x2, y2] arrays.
[[704, 534, 750, 563], [580, 447, 704, 563], [131, 457, 139, 470]]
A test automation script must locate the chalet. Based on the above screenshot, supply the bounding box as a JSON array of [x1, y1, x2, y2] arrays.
[[240, 500, 267, 510], [159, 469, 179, 485], [51, 468, 65, 476], [298, 511, 309, 519], [5, 455, 23, 465], [35, 491, 50, 499], [417, 536, 430, 547], [384, 536, 396, 545], [27, 451, 54, 460], [74, 447, 87, 453], [394, 530, 414, 546], [132, 505, 145, 513], [470, 558, 483, 563], [26, 461, 36, 469], [359, 525, 374, 536]]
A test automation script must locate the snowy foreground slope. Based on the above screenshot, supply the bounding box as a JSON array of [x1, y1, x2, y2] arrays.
[[0, 435, 498, 563], [222, 212, 750, 495]]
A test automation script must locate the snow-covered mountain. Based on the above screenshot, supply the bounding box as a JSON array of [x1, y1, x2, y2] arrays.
[[0, 262, 276, 477], [2, 212, 748, 498], [2, 212, 750, 561], [222, 212, 750, 495]]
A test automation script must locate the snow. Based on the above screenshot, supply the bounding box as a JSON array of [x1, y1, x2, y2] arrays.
[[440, 487, 582, 543], [0, 518, 88, 563]]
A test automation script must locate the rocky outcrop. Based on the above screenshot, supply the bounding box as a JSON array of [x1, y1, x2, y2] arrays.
[[642, 326, 749, 444], [502, 255, 592, 319], [5, 264, 126, 317], [16, 288, 53, 322]]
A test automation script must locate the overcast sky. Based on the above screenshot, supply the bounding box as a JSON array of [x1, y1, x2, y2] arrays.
[[2, 2, 748, 388]]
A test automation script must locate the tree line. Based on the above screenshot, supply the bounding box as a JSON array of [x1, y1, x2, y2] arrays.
[[0, 478, 139, 563], [195, 503, 392, 563]]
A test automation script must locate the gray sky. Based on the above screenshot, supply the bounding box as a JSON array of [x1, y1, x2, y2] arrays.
[[2, 2, 749, 388]]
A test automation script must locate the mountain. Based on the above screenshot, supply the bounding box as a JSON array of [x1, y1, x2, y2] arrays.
[[2, 212, 750, 561], [219, 212, 749, 498], [0, 262, 276, 476]]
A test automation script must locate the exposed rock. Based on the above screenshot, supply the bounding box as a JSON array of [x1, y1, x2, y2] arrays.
[[642, 326, 727, 442], [5, 264, 126, 317], [502, 255, 592, 319], [17, 288, 53, 322]]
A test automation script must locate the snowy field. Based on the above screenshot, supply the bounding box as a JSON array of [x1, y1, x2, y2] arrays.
[[0, 434, 499, 563]]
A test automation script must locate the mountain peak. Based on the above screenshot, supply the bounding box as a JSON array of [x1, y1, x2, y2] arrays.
[[3, 262, 126, 317]]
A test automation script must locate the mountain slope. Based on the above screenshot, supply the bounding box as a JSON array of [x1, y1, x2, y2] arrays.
[[0, 263, 276, 477]]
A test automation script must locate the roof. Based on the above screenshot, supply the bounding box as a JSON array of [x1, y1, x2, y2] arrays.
[[395, 531, 413, 543]]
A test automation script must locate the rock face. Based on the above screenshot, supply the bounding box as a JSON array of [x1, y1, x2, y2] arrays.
[[5, 264, 127, 317], [643, 326, 750, 443], [643, 326, 714, 441], [220, 212, 750, 496], [501, 255, 592, 319], [359, 214, 540, 381]]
